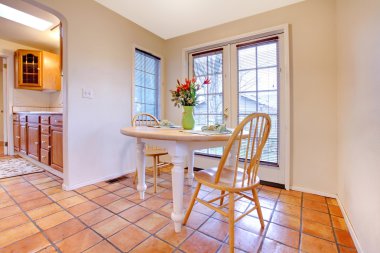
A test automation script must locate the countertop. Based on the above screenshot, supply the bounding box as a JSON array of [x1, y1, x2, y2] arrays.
[[14, 111, 63, 115]]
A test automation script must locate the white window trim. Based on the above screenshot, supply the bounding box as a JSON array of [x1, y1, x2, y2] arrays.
[[131, 45, 164, 121], [181, 24, 291, 189]]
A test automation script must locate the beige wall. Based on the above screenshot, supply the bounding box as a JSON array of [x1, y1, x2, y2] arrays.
[[31, 0, 165, 188], [165, 0, 338, 194], [336, 0, 380, 252]]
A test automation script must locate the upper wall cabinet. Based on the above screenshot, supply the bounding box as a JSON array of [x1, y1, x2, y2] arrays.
[[15, 49, 61, 91]]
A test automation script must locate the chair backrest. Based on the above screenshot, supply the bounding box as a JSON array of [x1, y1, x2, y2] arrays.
[[132, 113, 159, 127], [215, 113, 271, 188]]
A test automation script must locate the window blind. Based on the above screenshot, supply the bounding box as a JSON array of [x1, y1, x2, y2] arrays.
[[134, 49, 160, 118]]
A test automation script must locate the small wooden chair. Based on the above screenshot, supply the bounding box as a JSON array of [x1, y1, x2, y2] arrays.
[[183, 113, 271, 253], [132, 113, 170, 193]]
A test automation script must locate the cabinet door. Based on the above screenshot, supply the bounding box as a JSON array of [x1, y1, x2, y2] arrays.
[[51, 127, 63, 172], [15, 50, 42, 89], [20, 123, 28, 155], [27, 124, 40, 161], [13, 122, 20, 151]]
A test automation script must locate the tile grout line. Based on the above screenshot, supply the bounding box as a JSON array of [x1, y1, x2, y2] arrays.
[[254, 188, 278, 252], [27, 173, 125, 252], [327, 198, 341, 253], [298, 192, 304, 253], [0, 177, 63, 253], [1, 172, 356, 253]]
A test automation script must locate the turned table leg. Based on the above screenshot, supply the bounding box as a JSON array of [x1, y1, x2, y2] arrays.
[[136, 139, 147, 199], [171, 154, 186, 232]]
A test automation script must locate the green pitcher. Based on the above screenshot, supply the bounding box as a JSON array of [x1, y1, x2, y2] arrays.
[[182, 106, 195, 130]]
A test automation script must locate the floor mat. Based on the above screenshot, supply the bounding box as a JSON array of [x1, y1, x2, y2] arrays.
[[0, 157, 44, 179]]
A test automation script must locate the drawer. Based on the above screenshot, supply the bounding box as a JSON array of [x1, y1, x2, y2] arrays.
[[40, 148, 50, 165], [13, 114, 20, 122], [28, 115, 40, 124], [41, 115, 50, 125], [51, 115, 63, 126], [41, 134, 50, 150], [19, 114, 27, 122], [41, 125, 50, 135]]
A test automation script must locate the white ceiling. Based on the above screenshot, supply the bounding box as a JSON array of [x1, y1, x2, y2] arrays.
[[0, 0, 60, 52], [94, 0, 304, 39]]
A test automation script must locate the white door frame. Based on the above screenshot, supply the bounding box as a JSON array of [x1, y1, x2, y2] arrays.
[[0, 54, 14, 156], [181, 24, 291, 189]]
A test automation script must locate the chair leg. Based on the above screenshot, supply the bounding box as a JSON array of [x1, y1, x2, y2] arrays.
[[183, 182, 201, 225], [153, 156, 158, 193], [252, 187, 265, 228], [157, 156, 161, 176], [220, 190, 225, 206], [228, 192, 235, 253], [133, 169, 138, 184]]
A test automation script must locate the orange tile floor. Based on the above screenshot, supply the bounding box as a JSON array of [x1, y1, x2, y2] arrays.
[[0, 170, 357, 253]]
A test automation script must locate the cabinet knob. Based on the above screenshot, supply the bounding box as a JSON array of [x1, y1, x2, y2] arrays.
[[34, 142, 39, 145], [48, 146, 51, 149], [16, 136, 20, 139], [42, 141, 46, 144], [41, 156, 46, 159]]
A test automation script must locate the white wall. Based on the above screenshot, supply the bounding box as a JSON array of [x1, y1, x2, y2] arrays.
[[165, 0, 338, 195], [336, 0, 380, 252], [30, 0, 166, 189]]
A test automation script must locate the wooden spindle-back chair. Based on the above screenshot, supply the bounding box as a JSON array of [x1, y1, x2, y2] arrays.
[[132, 113, 169, 193], [183, 113, 271, 253]]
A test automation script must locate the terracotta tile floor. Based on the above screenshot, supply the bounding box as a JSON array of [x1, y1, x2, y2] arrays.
[[0, 170, 358, 253]]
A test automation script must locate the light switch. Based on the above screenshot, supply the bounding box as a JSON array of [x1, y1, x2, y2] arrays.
[[82, 88, 94, 99]]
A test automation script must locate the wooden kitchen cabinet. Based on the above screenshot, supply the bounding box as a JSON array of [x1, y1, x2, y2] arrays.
[[13, 115, 20, 151], [40, 115, 51, 166], [50, 115, 63, 172], [27, 115, 40, 161], [13, 112, 63, 173], [15, 49, 61, 91], [20, 115, 28, 155]]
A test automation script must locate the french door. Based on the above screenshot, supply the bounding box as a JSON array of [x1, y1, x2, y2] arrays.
[[188, 34, 287, 186]]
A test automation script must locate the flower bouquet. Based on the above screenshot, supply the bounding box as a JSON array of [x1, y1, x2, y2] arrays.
[[170, 77, 210, 129]]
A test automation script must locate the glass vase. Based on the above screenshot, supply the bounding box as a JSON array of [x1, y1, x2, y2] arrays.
[[182, 106, 195, 130]]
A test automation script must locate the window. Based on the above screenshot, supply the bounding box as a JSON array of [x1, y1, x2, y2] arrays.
[[134, 49, 160, 118], [189, 36, 281, 165], [192, 49, 224, 156], [237, 38, 279, 164]]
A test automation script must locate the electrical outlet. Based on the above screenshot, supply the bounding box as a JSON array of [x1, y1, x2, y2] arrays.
[[82, 88, 94, 99]]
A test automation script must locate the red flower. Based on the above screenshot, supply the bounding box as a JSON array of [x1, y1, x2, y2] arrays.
[[182, 83, 190, 90], [203, 78, 211, 85], [192, 77, 196, 83]]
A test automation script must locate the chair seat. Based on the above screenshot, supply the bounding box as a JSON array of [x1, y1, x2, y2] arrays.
[[195, 167, 260, 191], [145, 149, 168, 156]]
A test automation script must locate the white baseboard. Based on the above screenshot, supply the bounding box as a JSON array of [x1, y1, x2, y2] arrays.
[[17, 153, 63, 178], [336, 196, 363, 253], [290, 185, 337, 198], [290, 185, 363, 252], [63, 169, 134, 191]]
